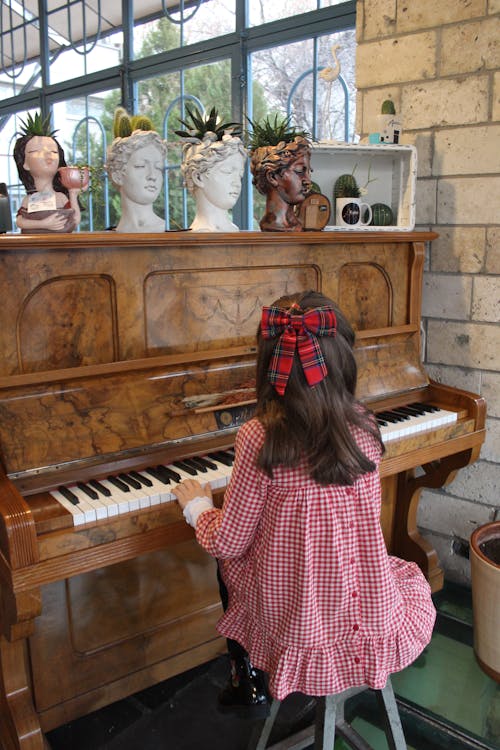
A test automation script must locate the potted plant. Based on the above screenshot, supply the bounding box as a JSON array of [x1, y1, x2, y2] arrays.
[[106, 107, 168, 233], [58, 164, 90, 191], [174, 105, 247, 232], [334, 168, 373, 228], [376, 99, 403, 144], [13, 111, 85, 233], [247, 114, 312, 232]]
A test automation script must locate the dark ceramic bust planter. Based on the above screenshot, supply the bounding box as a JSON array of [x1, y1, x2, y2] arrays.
[[248, 116, 312, 232]]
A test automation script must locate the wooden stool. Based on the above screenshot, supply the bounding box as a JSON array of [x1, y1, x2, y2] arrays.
[[249, 678, 407, 750]]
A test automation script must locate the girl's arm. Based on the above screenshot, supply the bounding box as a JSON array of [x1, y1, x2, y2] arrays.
[[174, 420, 268, 560]]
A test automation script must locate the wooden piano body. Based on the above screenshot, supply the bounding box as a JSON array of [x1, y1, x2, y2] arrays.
[[0, 231, 485, 749]]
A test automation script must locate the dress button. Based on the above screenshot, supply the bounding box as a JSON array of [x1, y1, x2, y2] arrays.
[[354, 657, 360, 664], [352, 591, 358, 598], [353, 624, 359, 632]]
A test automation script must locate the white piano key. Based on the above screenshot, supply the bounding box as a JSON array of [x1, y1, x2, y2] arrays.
[[71, 486, 109, 520], [99, 478, 133, 514], [140, 470, 176, 503], [128, 472, 162, 506], [203, 461, 232, 490], [123, 472, 164, 508], [50, 489, 87, 525], [50, 488, 96, 524], [379, 406, 457, 443], [51, 451, 230, 525], [88, 480, 120, 517]]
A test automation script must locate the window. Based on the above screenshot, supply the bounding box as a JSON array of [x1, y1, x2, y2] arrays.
[[0, 0, 356, 230]]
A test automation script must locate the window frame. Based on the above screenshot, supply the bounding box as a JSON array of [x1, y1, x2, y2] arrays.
[[0, 0, 356, 229]]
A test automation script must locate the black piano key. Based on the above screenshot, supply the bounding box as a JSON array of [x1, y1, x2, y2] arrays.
[[387, 409, 411, 420], [210, 451, 234, 466], [420, 402, 439, 413], [408, 402, 438, 414], [157, 465, 181, 483], [396, 405, 423, 416], [118, 473, 142, 490], [376, 417, 389, 426], [58, 485, 80, 505], [197, 456, 219, 471], [89, 479, 112, 497], [77, 481, 99, 499], [377, 412, 403, 423], [173, 460, 198, 476], [107, 475, 131, 492], [183, 457, 208, 473], [405, 403, 427, 415], [129, 470, 153, 487], [145, 467, 171, 485]]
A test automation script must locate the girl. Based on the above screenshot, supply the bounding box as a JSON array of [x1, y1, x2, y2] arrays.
[[174, 290, 436, 703]]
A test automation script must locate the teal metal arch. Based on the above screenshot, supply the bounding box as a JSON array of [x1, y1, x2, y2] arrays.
[[287, 68, 350, 143], [162, 93, 204, 230], [71, 115, 110, 230]]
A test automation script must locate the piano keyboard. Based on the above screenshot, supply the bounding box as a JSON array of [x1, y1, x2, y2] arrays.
[[376, 402, 457, 443], [50, 451, 235, 526], [51, 403, 457, 525]]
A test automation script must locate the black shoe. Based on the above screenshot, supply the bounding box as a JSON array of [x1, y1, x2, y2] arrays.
[[218, 657, 270, 719]]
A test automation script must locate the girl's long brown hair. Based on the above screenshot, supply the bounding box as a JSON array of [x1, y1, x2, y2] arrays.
[[254, 290, 384, 486]]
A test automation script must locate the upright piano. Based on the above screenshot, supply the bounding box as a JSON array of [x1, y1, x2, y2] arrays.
[[0, 231, 485, 749]]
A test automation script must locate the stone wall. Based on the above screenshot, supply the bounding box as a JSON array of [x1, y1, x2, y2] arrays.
[[355, 0, 500, 585]]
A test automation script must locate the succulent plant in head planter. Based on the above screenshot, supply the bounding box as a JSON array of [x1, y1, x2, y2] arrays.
[[248, 114, 312, 232], [106, 107, 168, 233], [175, 104, 247, 232], [13, 111, 86, 233]]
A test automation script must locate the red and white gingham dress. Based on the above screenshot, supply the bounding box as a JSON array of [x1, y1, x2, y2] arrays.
[[196, 418, 436, 700]]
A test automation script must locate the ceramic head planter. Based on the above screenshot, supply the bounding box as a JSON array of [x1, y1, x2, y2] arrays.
[[106, 108, 167, 233], [248, 115, 312, 232], [176, 106, 246, 232], [13, 112, 84, 233]]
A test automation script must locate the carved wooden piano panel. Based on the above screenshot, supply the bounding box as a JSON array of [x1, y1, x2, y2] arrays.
[[0, 231, 486, 749]]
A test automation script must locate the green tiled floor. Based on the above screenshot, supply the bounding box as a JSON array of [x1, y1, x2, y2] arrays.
[[336, 583, 500, 750]]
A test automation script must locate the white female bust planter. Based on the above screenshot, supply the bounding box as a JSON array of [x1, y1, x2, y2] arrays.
[[107, 129, 167, 233], [180, 132, 247, 232]]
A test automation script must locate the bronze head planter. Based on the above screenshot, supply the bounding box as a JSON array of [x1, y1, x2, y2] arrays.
[[248, 116, 311, 232]]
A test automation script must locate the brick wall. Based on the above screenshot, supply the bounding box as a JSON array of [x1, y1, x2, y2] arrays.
[[355, 0, 500, 585]]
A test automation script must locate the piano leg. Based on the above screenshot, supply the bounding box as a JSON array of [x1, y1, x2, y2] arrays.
[[0, 637, 46, 750], [392, 449, 478, 593], [394, 471, 444, 592]]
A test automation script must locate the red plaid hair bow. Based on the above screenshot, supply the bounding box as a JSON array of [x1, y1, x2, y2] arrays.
[[260, 304, 337, 395]]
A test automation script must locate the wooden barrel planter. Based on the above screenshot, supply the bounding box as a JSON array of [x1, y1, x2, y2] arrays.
[[470, 521, 500, 682]]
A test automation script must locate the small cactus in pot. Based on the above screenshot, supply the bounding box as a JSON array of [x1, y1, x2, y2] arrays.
[[334, 172, 361, 199], [376, 98, 402, 144], [381, 99, 396, 115]]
